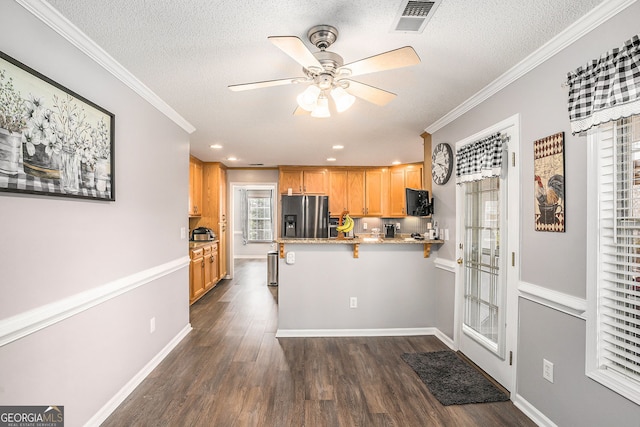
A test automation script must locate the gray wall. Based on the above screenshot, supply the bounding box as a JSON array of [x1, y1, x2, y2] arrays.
[[431, 2, 640, 424], [0, 2, 191, 425], [278, 244, 438, 332]]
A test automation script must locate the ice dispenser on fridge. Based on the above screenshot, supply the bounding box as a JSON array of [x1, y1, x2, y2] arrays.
[[284, 214, 297, 237]]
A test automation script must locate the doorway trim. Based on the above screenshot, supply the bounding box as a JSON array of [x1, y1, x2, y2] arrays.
[[453, 113, 520, 393], [228, 182, 278, 279]]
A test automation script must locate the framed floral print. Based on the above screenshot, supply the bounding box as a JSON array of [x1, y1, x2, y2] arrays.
[[0, 51, 115, 201]]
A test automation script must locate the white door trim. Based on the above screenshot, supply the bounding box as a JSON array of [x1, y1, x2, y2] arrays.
[[453, 113, 520, 393]]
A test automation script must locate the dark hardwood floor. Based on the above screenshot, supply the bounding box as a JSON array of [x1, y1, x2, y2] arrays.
[[102, 259, 535, 426]]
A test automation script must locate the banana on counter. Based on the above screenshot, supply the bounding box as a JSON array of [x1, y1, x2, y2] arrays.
[[336, 213, 354, 233]]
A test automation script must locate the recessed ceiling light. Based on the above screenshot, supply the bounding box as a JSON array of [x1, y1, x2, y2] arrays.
[[227, 156, 237, 161], [210, 144, 223, 149], [392, 161, 401, 165], [332, 145, 344, 150], [326, 157, 337, 162]]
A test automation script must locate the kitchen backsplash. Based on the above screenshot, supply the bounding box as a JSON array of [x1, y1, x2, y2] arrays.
[[350, 217, 435, 236]]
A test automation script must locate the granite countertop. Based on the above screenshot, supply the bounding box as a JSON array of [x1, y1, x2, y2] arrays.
[[276, 235, 444, 245]]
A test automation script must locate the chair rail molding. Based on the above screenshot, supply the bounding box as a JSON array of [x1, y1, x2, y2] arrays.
[[518, 281, 587, 319], [0, 256, 190, 347]]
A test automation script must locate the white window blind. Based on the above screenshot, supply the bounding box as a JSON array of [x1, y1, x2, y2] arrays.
[[589, 115, 640, 404]]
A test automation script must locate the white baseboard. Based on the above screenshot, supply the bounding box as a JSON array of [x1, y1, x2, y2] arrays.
[[512, 393, 557, 427], [84, 324, 192, 427], [275, 327, 455, 349]]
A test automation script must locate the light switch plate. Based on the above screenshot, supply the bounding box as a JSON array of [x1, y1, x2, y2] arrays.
[[286, 251, 295, 264]]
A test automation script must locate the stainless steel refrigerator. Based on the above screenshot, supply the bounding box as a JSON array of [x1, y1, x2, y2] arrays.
[[281, 195, 329, 238]]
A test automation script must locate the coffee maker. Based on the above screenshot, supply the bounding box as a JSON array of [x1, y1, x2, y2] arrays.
[[384, 224, 396, 239]]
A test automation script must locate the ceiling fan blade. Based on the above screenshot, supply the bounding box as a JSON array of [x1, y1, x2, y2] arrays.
[[340, 46, 420, 78], [268, 36, 323, 69], [228, 78, 299, 91], [343, 80, 396, 106], [293, 106, 310, 116]]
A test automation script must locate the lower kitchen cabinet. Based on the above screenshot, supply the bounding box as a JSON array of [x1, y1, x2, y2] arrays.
[[189, 242, 219, 305]]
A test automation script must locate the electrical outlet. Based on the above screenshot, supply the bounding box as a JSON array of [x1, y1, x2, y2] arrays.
[[395, 223, 401, 230], [363, 222, 368, 230], [286, 251, 295, 264], [543, 359, 554, 383], [150, 317, 156, 334], [180, 227, 187, 239], [350, 297, 358, 308], [444, 229, 450, 241]]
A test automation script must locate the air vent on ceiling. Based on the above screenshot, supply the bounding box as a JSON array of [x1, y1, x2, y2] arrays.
[[391, 0, 442, 33]]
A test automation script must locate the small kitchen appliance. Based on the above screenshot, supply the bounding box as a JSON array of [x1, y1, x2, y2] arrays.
[[384, 224, 396, 239], [190, 227, 216, 241]]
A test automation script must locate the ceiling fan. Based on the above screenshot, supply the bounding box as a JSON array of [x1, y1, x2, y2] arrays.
[[228, 25, 421, 118]]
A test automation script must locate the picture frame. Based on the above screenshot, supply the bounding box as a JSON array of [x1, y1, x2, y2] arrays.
[[533, 132, 565, 232], [0, 51, 115, 201]]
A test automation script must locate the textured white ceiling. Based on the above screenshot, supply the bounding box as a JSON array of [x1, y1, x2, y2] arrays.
[[47, 0, 602, 167]]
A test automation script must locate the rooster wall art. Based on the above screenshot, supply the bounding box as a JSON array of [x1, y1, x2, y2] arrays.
[[533, 132, 565, 232]]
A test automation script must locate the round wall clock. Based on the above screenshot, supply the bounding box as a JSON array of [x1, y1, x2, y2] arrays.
[[431, 143, 453, 185]]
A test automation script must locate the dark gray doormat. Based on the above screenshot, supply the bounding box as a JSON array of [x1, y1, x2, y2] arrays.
[[401, 350, 509, 406]]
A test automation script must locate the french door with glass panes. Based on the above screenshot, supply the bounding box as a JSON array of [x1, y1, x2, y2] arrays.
[[455, 117, 519, 392]]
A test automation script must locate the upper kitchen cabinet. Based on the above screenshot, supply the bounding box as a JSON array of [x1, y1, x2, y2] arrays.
[[364, 168, 387, 217], [189, 156, 203, 217], [279, 167, 328, 194], [388, 163, 423, 217], [328, 169, 347, 215], [328, 169, 366, 216]]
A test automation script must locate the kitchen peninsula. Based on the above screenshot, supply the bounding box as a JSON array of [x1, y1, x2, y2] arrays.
[[275, 236, 445, 338]]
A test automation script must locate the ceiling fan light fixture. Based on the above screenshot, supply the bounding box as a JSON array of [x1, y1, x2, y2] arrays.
[[311, 94, 330, 118], [331, 86, 356, 113], [297, 85, 321, 111]]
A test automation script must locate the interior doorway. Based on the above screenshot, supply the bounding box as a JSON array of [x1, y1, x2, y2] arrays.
[[228, 183, 278, 279]]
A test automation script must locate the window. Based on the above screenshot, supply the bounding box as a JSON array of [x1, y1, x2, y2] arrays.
[[246, 189, 273, 242], [588, 115, 640, 404]]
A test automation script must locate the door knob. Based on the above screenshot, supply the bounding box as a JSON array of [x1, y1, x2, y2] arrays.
[[457, 258, 463, 265]]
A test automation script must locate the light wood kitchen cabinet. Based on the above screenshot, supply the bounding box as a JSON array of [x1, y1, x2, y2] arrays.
[[202, 163, 228, 282], [328, 169, 366, 217], [189, 247, 205, 303], [406, 165, 423, 189], [189, 156, 203, 216], [388, 164, 423, 217], [328, 169, 348, 215], [348, 169, 366, 216], [279, 168, 328, 194], [190, 242, 219, 305], [364, 168, 386, 216], [203, 243, 219, 291], [218, 168, 227, 280]]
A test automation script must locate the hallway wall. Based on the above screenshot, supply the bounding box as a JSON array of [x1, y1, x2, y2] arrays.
[[0, 2, 192, 425]]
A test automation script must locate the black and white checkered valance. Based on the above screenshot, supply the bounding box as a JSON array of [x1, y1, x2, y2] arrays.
[[455, 133, 506, 184], [566, 34, 640, 135]]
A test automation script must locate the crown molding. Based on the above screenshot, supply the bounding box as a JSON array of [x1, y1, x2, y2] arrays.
[[425, 0, 637, 134], [15, 0, 196, 134]]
